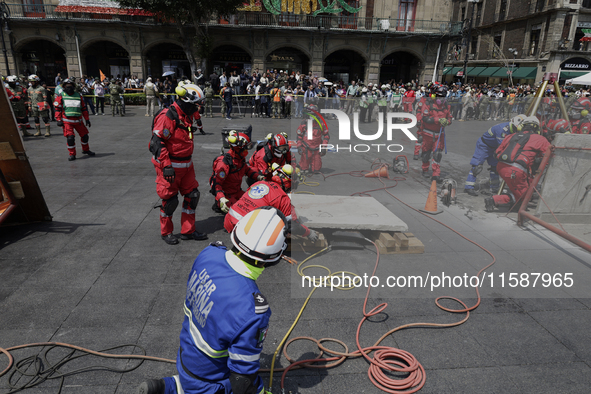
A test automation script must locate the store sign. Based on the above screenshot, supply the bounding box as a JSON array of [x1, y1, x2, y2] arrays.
[[269, 54, 295, 62], [217, 55, 250, 62], [560, 57, 591, 70], [456, 71, 464, 77]]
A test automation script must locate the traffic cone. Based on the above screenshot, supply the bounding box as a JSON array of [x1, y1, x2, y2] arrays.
[[420, 180, 443, 214], [365, 166, 388, 178]]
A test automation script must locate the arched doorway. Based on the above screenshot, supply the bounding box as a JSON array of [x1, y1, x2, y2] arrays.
[[211, 45, 252, 76], [265, 47, 310, 75], [323, 50, 365, 84], [380, 51, 421, 84], [17, 40, 66, 85], [83, 41, 130, 80], [145, 43, 190, 80]]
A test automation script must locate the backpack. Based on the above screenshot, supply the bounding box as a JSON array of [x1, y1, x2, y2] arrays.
[[149, 106, 190, 158], [496, 133, 531, 168], [209, 153, 245, 195]]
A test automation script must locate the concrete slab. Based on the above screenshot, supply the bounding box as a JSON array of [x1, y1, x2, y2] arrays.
[[292, 194, 408, 232]]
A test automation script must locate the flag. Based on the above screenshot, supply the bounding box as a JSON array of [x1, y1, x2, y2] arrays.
[[99, 69, 106, 82]]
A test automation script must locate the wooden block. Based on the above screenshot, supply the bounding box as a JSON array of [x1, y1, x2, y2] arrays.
[[8, 181, 25, 199], [378, 232, 397, 248], [393, 233, 409, 249], [0, 142, 17, 161], [376, 238, 399, 254]]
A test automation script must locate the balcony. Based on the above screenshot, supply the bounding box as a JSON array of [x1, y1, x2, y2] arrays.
[[4, 3, 462, 35]]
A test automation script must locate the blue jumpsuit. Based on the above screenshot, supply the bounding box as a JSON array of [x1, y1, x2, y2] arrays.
[[163, 243, 271, 394], [464, 122, 511, 193]]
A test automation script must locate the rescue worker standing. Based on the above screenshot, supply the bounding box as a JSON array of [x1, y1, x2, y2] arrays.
[[144, 77, 159, 117], [210, 131, 264, 213], [149, 82, 208, 245], [296, 104, 330, 174], [485, 116, 550, 212], [109, 79, 124, 116], [54, 79, 95, 161], [270, 82, 282, 118], [416, 85, 452, 182], [203, 82, 214, 117], [27, 74, 51, 137], [6, 75, 31, 136], [464, 115, 527, 196], [136, 208, 286, 394]]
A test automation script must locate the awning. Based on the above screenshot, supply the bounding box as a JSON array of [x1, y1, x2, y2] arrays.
[[491, 67, 513, 77], [477, 67, 501, 77], [467, 67, 487, 76], [560, 71, 588, 79], [443, 67, 462, 76], [442, 67, 452, 75], [511, 67, 538, 79]]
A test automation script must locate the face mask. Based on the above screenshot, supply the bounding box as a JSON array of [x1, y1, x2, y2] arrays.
[[178, 100, 197, 115], [64, 86, 75, 95]]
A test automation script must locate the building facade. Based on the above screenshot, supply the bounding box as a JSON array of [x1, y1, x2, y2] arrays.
[[444, 0, 591, 86], [0, 0, 461, 85]]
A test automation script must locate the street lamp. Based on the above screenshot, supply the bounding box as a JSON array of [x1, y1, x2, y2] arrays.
[[0, 1, 10, 75], [508, 47, 517, 86], [462, 0, 481, 86]]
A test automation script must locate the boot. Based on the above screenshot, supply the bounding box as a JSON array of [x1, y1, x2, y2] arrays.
[[137, 379, 166, 394], [21, 126, 33, 137], [464, 188, 479, 197], [212, 202, 223, 214], [82, 150, 96, 156], [161, 234, 179, 245], [34, 125, 42, 136], [484, 197, 495, 212], [45, 126, 51, 137], [180, 231, 208, 241], [413, 154, 419, 160], [422, 171, 431, 178]]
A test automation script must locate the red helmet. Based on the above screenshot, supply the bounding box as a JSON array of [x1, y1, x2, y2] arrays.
[[228, 130, 254, 156], [271, 164, 294, 192], [272, 133, 289, 157], [573, 97, 591, 111]]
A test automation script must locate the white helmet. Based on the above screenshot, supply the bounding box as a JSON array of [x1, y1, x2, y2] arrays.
[[509, 114, 528, 133], [175, 82, 204, 104], [28, 74, 40, 82], [381, 84, 387, 89], [522, 115, 541, 134], [6, 75, 18, 83], [362, 87, 368, 93], [231, 208, 288, 263]]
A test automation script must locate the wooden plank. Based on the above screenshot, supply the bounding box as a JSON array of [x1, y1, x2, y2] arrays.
[[378, 232, 397, 248], [8, 181, 25, 199], [0, 142, 17, 161], [393, 233, 409, 249]]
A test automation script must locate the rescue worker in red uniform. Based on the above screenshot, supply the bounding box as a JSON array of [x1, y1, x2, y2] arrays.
[[485, 116, 551, 212], [402, 83, 415, 113], [413, 83, 438, 160], [210, 131, 264, 213], [568, 97, 591, 135], [541, 118, 569, 141], [296, 104, 330, 174], [150, 82, 208, 245], [416, 85, 452, 182], [54, 79, 95, 161], [224, 163, 319, 241], [248, 132, 296, 184]]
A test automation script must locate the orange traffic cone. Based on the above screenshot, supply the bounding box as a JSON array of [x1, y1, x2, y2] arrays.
[[420, 180, 443, 214], [365, 166, 388, 178]]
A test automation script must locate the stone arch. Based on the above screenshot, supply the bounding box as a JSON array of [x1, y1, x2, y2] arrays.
[[13, 37, 67, 84], [379, 49, 424, 84], [264, 45, 311, 75], [81, 40, 130, 79], [211, 44, 253, 76], [323, 48, 368, 83]]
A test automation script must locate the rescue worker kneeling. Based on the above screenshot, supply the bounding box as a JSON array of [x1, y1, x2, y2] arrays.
[[137, 208, 287, 394], [224, 163, 319, 242], [485, 116, 550, 212]]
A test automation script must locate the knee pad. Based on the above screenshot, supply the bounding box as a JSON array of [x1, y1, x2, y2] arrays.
[[472, 164, 483, 176], [433, 150, 443, 163], [42, 116, 50, 124], [186, 189, 200, 210], [33, 116, 40, 124], [66, 135, 76, 147], [417, 134, 423, 144], [421, 151, 431, 163], [81, 134, 89, 144], [162, 195, 179, 216]]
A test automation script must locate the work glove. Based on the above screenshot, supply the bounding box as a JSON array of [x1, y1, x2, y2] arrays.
[[162, 166, 175, 184], [319, 150, 327, 157], [57, 121, 64, 127], [85, 119, 91, 127], [308, 229, 319, 242], [220, 197, 230, 213], [439, 118, 449, 127], [257, 175, 266, 181]]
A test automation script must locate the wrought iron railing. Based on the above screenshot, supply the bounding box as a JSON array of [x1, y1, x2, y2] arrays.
[[4, 3, 462, 35]]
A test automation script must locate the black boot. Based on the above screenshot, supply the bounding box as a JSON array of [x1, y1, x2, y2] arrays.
[[161, 234, 179, 245], [68, 155, 76, 161], [422, 171, 430, 178], [484, 197, 495, 212], [180, 231, 208, 241], [464, 188, 479, 197], [137, 378, 165, 394], [212, 202, 223, 214], [82, 150, 96, 156], [413, 154, 419, 160]]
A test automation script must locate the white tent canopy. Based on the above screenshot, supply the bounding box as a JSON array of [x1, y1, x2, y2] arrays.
[[566, 72, 591, 85]]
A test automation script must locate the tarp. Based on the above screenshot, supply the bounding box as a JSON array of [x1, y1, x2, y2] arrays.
[[564, 71, 591, 84]]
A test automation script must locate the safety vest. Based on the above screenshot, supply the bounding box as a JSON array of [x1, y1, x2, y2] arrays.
[[367, 94, 374, 104], [359, 96, 369, 108], [145, 83, 156, 97], [378, 92, 387, 106], [109, 85, 120, 95], [62, 92, 83, 117], [205, 87, 214, 99], [497, 133, 531, 169], [271, 88, 281, 102]]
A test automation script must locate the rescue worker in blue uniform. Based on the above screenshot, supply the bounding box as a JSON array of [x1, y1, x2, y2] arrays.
[[463, 114, 528, 196], [137, 208, 287, 394]]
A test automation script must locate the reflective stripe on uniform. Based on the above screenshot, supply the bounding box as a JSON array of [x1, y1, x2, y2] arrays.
[[182, 208, 195, 215], [160, 211, 172, 217], [183, 304, 229, 359], [63, 118, 83, 123], [173, 375, 185, 394], [228, 352, 260, 362], [506, 162, 527, 173], [171, 161, 193, 168], [228, 208, 243, 221]]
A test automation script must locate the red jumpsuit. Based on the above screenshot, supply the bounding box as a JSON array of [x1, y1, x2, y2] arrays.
[[151, 102, 200, 236], [402, 90, 415, 113], [248, 142, 297, 176], [210, 149, 259, 206], [570, 118, 591, 134], [296, 121, 329, 172], [413, 97, 429, 156], [416, 99, 452, 177], [224, 180, 313, 237], [492, 133, 551, 206], [542, 119, 569, 140], [54, 93, 91, 156]]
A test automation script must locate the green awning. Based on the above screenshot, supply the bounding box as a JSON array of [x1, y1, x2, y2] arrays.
[[560, 71, 587, 79], [491, 67, 513, 77], [442, 67, 452, 75], [443, 67, 462, 76], [477, 67, 501, 77], [467, 67, 487, 76], [512, 67, 538, 79]]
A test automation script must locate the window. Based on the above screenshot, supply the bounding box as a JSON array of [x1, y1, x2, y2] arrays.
[[584, 0, 591, 8], [499, 0, 507, 21], [22, 0, 45, 17], [570, 0, 578, 4], [530, 24, 542, 56], [535, 0, 545, 12], [470, 35, 479, 55], [461, 6, 466, 21], [492, 33, 503, 58], [398, 0, 417, 32], [475, 3, 483, 26]]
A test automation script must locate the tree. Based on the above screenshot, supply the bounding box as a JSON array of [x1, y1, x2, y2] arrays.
[[118, 0, 245, 77]]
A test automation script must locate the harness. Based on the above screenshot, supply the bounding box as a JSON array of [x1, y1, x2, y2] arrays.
[[209, 153, 245, 195], [496, 133, 532, 169]]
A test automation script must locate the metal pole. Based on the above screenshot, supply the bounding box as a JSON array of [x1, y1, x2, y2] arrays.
[[0, 24, 9, 75], [462, 1, 476, 85], [554, 80, 573, 134], [432, 42, 442, 83], [74, 34, 83, 78]]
